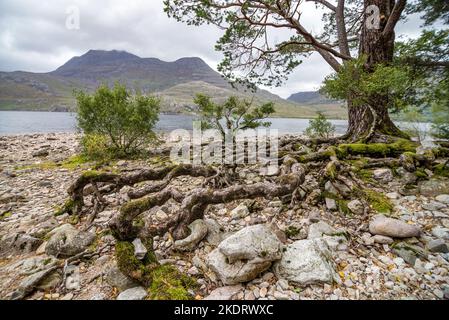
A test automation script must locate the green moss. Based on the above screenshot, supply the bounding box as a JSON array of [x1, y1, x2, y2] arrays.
[[68, 215, 80, 225], [60, 154, 91, 170], [115, 241, 153, 285], [337, 139, 417, 158], [434, 164, 449, 178], [336, 199, 352, 216], [0, 211, 12, 220], [357, 169, 374, 183], [363, 189, 393, 214], [15, 161, 58, 171], [415, 168, 428, 179], [115, 240, 194, 299], [325, 161, 338, 180], [54, 199, 76, 216], [285, 226, 300, 238], [148, 265, 196, 300]]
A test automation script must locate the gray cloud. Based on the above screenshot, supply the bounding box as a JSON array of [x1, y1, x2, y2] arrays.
[[0, 0, 424, 98]]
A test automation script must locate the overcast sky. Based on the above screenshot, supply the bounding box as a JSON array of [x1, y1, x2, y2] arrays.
[[0, 0, 423, 98]]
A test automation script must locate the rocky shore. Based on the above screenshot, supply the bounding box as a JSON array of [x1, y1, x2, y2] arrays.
[[0, 133, 449, 300]]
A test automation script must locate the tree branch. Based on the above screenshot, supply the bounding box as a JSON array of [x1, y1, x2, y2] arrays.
[[383, 0, 407, 39]]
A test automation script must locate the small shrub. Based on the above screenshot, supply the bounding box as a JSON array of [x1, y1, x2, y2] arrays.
[[80, 134, 113, 161], [304, 112, 336, 139], [75, 83, 160, 159]]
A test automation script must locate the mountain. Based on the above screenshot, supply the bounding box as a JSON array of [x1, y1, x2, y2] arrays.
[[287, 91, 339, 105], [0, 50, 347, 118]]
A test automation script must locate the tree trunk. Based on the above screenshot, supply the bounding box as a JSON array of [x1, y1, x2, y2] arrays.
[[345, 0, 407, 142]]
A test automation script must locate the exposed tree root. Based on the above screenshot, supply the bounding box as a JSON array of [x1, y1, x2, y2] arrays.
[[64, 135, 449, 293], [109, 158, 306, 242]]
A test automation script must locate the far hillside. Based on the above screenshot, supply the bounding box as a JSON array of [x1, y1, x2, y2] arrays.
[[0, 50, 347, 119]]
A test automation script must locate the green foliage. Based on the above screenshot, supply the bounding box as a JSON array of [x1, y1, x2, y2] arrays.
[[80, 134, 114, 162], [434, 163, 449, 177], [400, 106, 428, 143], [194, 94, 275, 138], [431, 103, 449, 139], [75, 83, 160, 158], [322, 56, 411, 112], [394, 30, 449, 114], [406, 0, 449, 26], [304, 112, 335, 139]]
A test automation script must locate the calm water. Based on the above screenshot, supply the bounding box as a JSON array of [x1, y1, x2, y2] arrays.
[[0, 111, 349, 135]]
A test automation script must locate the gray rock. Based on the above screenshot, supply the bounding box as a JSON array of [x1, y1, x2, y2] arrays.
[[373, 168, 393, 183], [273, 239, 337, 286], [401, 172, 418, 185], [204, 218, 226, 246], [392, 248, 418, 266], [173, 219, 208, 251], [116, 286, 147, 300], [105, 266, 138, 291], [32, 149, 49, 157], [259, 165, 280, 177], [347, 200, 364, 215], [369, 215, 421, 238], [436, 194, 449, 204], [231, 204, 250, 219], [36, 270, 62, 291], [432, 226, 449, 240], [325, 181, 338, 195], [0, 233, 43, 257], [91, 293, 107, 300], [207, 224, 283, 285], [307, 221, 336, 239], [325, 198, 338, 211], [419, 179, 449, 197], [422, 201, 446, 211], [373, 235, 394, 244], [10, 266, 58, 300], [218, 224, 283, 264], [45, 224, 96, 258], [207, 248, 272, 285], [427, 239, 449, 253], [132, 238, 147, 260], [204, 285, 243, 300]]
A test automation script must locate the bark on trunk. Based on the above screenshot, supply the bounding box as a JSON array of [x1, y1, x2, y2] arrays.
[[345, 0, 407, 142]]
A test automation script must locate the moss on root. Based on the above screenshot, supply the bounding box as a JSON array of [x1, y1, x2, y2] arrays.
[[54, 199, 80, 216], [337, 139, 417, 158], [115, 241, 195, 300]]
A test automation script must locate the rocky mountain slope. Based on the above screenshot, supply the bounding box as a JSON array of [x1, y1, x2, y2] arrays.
[[0, 50, 347, 118]]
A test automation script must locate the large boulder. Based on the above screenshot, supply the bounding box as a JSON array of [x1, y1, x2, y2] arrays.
[[273, 239, 337, 286], [45, 224, 95, 258], [373, 168, 393, 183], [369, 215, 421, 238], [173, 219, 208, 251], [207, 224, 283, 285], [0, 233, 42, 257], [419, 179, 449, 197], [218, 224, 283, 264]]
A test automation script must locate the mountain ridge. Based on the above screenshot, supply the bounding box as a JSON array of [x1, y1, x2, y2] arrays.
[[0, 50, 346, 118]]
